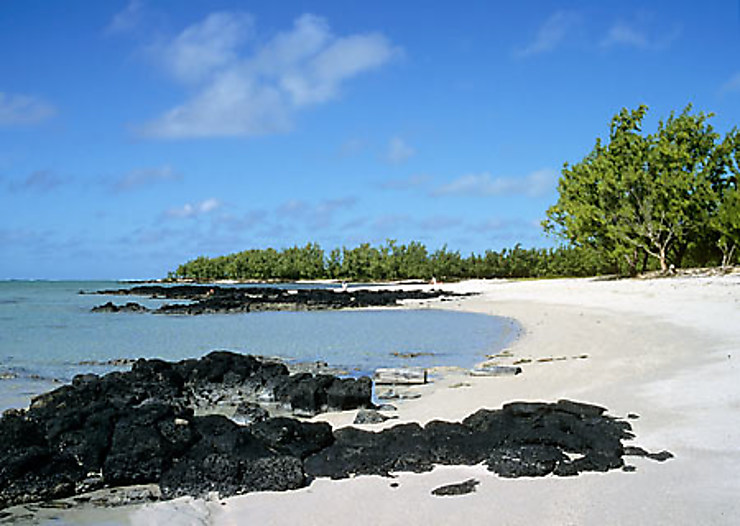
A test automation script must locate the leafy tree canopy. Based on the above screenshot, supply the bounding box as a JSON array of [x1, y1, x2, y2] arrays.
[[545, 104, 737, 273]]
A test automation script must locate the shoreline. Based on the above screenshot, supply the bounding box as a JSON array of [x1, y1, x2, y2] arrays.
[[7, 275, 740, 524]]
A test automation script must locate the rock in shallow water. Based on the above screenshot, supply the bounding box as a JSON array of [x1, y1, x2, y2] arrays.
[[90, 285, 473, 315], [0, 351, 373, 508], [90, 301, 150, 313]]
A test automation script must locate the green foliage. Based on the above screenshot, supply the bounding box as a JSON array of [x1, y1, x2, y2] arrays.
[[710, 129, 740, 267], [169, 242, 619, 282], [545, 104, 738, 273]]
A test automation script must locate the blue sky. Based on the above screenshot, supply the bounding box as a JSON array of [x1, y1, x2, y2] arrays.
[[1, 1, 739, 279]]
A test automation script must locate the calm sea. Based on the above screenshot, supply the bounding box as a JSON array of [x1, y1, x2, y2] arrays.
[[0, 281, 519, 412]]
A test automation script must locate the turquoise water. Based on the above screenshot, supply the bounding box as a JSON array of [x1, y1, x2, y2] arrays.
[[0, 281, 519, 412]]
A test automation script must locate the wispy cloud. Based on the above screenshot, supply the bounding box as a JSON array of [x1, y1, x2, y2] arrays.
[[384, 136, 415, 164], [0, 92, 56, 126], [216, 210, 269, 233], [166, 198, 222, 219], [277, 196, 357, 229], [419, 215, 463, 231], [113, 165, 181, 191], [7, 170, 67, 192], [434, 168, 556, 198], [105, 0, 144, 35], [470, 217, 545, 244], [341, 216, 368, 231], [380, 173, 432, 191], [156, 12, 254, 84], [139, 13, 401, 139], [514, 11, 580, 58], [600, 16, 681, 50], [720, 72, 740, 95]]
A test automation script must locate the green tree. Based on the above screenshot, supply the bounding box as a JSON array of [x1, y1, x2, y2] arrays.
[[711, 129, 740, 267], [545, 104, 727, 273], [327, 248, 343, 279]]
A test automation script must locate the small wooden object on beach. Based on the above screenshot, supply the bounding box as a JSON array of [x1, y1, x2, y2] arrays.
[[374, 367, 428, 385]]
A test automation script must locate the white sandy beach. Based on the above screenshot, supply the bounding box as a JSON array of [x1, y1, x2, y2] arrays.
[[18, 274, 740, 525]]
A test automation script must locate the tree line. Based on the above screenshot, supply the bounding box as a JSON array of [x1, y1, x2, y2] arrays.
[[169, 241, 633, 282], [170, 104, 738, 282]]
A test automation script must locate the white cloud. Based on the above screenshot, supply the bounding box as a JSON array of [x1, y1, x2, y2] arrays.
[[140, 13, 400, 139], [720, 72, 740, 95], [602, 22, 649, 48], [166, 198, 222, 219], [385, 137, 415, 164], [601, 18, 681, 50], [434, 168, 556, 198], [515, 11, 579, 58], [144, 70, 292, 138], [0, 92, 56, 126], [158, 12, 254, 84], [106, 0, 144, 35], [114, 165, 181, 191]]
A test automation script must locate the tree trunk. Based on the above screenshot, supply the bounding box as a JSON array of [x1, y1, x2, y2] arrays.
[[722, 243, 736, 268], [659, 247, 668, 273]]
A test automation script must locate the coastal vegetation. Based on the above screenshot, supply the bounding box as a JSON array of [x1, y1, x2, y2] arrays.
[[544, 104, 739, 275], [168, 242, 619, 282], [170, 105, 738, 282]]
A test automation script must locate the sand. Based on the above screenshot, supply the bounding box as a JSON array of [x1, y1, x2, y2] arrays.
[[16, 274, 740, 525]]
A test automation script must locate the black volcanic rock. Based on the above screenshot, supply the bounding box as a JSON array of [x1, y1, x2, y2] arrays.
[[0, 351, 376, 508], [431, 478, 479, 496], [248, 417, 334, 460], [304, 400, 641, 481], [274, 373, 337, 415], [90, 285, 470, 315], [0, 410, 83, 507], [0, 349, 672, 510], [273, 374, 374, 415], [327, 377, 374, 411], [353, 408, 397, 424], [233, 402, 270, 425], [91, 301, 150, 313]]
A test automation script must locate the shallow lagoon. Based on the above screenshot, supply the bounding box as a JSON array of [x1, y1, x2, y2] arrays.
[[0, 281, 519, 411]]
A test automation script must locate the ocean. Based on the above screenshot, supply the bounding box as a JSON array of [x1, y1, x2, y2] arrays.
[[0, 281, 519, 412]]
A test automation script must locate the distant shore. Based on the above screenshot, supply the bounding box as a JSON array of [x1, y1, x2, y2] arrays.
[[8, 273, 740, 525]]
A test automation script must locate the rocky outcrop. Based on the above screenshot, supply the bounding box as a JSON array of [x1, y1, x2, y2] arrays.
[[91, 301, 150, 313], [0, 352, 672, 510], [89, 285, 469, 315], [303, 400, 670, 480], [0, 351, 373, 508]]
